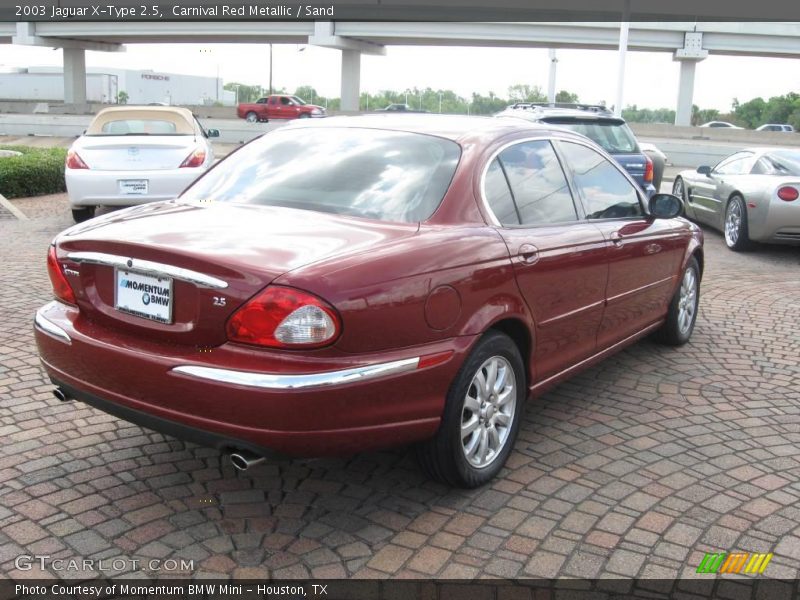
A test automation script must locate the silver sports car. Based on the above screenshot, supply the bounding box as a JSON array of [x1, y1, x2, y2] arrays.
[[673, 148, 800, 251]]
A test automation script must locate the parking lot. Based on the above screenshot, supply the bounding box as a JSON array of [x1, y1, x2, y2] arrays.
[[1, 193, 800, 585]]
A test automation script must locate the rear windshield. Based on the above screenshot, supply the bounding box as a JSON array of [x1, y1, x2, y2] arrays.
[[86, 110, 195, 136], [100, 120, 179, 135], [543, 119, 639, 154], [181, 127, 461, 223]]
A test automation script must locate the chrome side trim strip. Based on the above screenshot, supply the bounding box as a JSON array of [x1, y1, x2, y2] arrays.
[[34, 306, 72, 345], [172, 357, 420, 390], [67, 252, 228, 289]]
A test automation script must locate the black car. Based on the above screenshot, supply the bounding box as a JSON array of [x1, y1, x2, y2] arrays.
[[497, 103, 660, 196]]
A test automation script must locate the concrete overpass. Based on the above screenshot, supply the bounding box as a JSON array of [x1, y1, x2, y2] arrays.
[[4, 21, 800, 123]]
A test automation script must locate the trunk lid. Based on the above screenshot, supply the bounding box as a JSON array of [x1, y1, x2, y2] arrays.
[[57, 202, 418, 346], [74, 135, 198, 171]]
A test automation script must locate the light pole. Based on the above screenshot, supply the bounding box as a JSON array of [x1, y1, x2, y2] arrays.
[[268, 43, 273, 95]]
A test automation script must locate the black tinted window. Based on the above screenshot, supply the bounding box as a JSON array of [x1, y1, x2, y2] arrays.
[[559, 142, 642, 219], [498, 141, 577, 225], [181, 128, 460, 223], [543, 119, 638, 154], [484, 159, 520, 225]]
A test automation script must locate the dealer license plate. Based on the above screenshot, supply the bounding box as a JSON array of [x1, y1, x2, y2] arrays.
[[115, 269, 173, 324], [119, 179, 148, 195]]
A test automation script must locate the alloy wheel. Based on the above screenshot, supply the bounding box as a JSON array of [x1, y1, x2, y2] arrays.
[[461, 356, 516, 468], [725, 200, 742, 246], [677, 268, 698, 335]]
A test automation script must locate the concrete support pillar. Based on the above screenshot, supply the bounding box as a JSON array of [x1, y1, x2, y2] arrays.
[[340, 50, 361, 112], [63, 47, 87, 105], [674, 59, 697, 126], [673, 31, 708, 126]]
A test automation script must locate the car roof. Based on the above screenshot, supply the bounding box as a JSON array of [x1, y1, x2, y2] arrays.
[[281, 114, 558, 143], [497, 107, 625, 124]]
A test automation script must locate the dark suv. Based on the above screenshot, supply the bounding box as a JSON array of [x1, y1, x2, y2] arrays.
[[497, 103, 657, 197]]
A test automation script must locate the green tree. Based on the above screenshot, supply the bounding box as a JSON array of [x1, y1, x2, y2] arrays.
[[293, 85, 319, 104], [555, 90, 580, 103], [224, 82, 265, 103], [732, 96, 766, 128], [507, 84, 547, 103], [116, 90, 128, 105], [691, 105, 721, 126]]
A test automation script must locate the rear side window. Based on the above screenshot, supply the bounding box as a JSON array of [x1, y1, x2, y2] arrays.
[[484, 159, 520, 225], [559, 142, 642, 220], [181, 127, 460, 223]]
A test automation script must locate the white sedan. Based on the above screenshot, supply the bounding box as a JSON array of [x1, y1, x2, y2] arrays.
[[65, 106, 219, 222]]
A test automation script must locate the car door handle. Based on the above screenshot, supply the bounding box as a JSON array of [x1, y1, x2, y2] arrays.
[[517, 243, 540, 264], [609, 232, 623, 247]]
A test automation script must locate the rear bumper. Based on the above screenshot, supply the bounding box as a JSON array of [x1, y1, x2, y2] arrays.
[[35, 301, 473, 456], [65, 167, 207, 207]]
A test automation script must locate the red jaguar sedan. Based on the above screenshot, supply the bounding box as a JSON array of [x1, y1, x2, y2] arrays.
[[35, 116, 703, 487]]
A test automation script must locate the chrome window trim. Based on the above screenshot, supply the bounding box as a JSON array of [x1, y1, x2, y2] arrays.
[[172, 357, 421, 390], [67, 252, 228, 290], [479, 134, 647, 228], [34, 304, 72, 345]]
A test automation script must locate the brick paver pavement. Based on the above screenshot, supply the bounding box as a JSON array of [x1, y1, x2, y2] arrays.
[[1, 194, 799, 580]]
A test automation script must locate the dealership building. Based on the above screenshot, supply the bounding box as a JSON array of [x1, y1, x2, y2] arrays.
[[0, 66, 235, 106]]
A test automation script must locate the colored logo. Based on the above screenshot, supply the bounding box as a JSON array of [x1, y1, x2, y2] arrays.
[[696, 551, 773, 575], [142, 292, 151, 305]]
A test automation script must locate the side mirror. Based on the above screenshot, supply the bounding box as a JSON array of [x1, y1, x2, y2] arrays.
[[696, 165, 711, 176], [206, 129, 220, 138], [649, 193, 683, 219]]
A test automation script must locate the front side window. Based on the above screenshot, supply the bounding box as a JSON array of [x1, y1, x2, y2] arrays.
[[181, 128, 460, 223], [714, 153, 753, 175], [559, 142, 642, 220]]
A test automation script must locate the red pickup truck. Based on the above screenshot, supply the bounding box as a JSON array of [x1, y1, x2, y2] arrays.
[[237, 95, 326, 122]]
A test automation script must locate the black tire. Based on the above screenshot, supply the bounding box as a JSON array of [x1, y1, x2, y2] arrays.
[[71, 206, 96, 223], [245, 112, 258, 123], [724, 195, 751, 251], [298, 113, 310, 119], [653, 256, 700, 346], [416, 330, 525, 488]]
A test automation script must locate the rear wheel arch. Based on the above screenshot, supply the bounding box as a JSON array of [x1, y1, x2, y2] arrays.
[[487, 317, 532, 388], [691, 248, 704, 280]]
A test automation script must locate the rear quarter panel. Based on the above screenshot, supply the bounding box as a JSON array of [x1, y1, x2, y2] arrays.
[[277, 225, 531, 354]]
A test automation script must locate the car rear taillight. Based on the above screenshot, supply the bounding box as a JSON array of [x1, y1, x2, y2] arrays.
[[644, 155, 654, 183], [226, 286, 341, 348], [777, 186, 799, 202], [65, 150, 89, 170], [180, 148, 206, 168], [47, 246, 76, 305]]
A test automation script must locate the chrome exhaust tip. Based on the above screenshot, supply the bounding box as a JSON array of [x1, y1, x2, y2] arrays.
[[53, 387, 72, 402], [230, 451, 266, 471]]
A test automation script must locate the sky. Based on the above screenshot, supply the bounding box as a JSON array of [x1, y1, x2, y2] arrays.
[[1, 40, 798, 111]]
